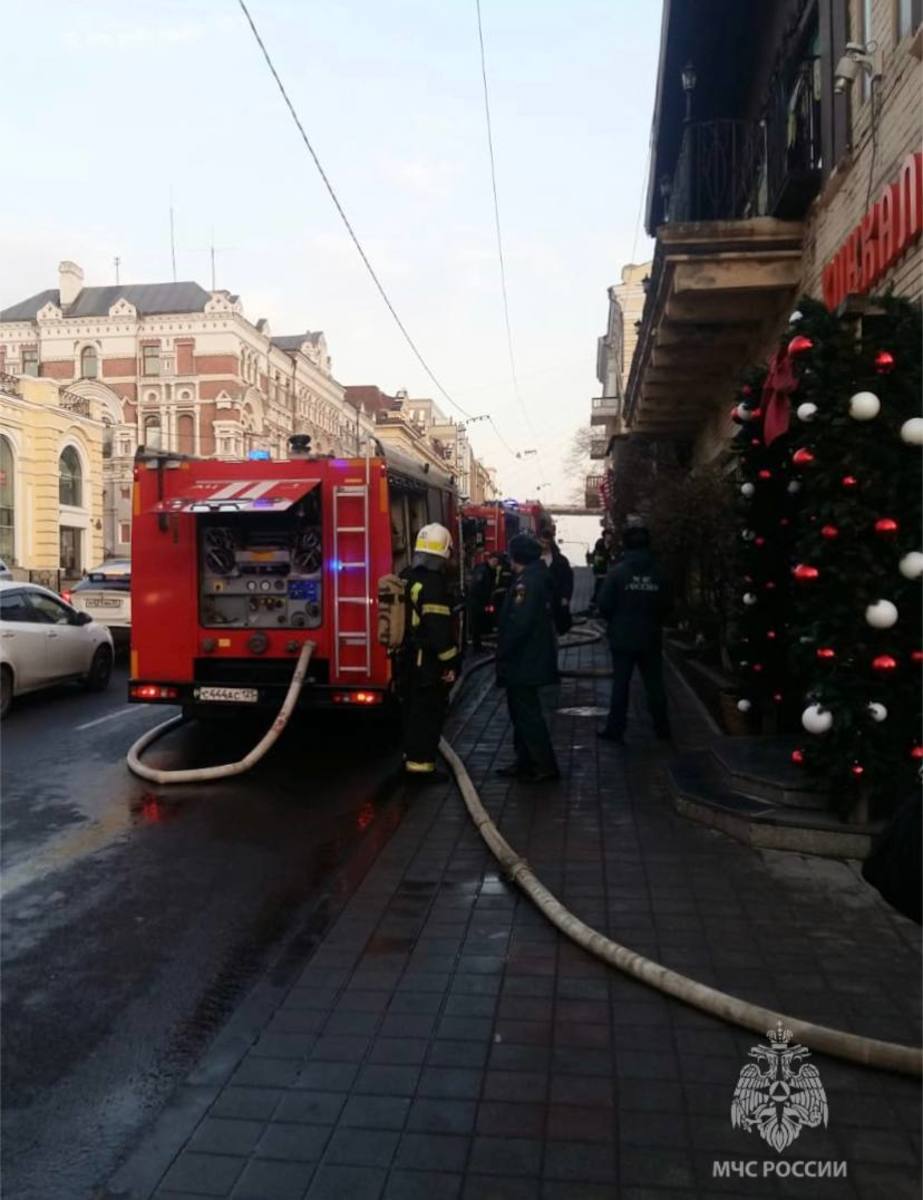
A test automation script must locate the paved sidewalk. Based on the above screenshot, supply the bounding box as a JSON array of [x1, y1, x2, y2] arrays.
[[114, 622, 921, 1200]]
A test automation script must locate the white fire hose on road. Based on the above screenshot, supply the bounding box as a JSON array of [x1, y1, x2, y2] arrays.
[[126, 642, 315, 785], [445, 629, 922, 1078]]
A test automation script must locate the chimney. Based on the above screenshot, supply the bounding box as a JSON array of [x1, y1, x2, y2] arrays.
[[58, 261, 84, 307]]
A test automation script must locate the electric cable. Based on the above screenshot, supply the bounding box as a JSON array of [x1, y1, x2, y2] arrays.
[[237, 0, 479, 425]]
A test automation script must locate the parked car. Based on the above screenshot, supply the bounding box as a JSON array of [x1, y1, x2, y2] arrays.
[[66, 559, 131, 645], [0, 558, 12, 580], [0, 582, 114, 717]]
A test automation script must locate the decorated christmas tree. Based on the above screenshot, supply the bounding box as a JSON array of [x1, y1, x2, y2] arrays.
[[728, 364, 801, 730], [782, 296, 922, 813]]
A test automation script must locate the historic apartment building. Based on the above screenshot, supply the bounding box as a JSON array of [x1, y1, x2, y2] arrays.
[[0, 261, 375, 558], [590, 261, 651, 462], [0, 373, 105, 579], [623, 0, 922, 466]]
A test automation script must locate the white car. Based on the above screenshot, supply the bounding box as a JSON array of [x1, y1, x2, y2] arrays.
[[0, 582, 114, 717], [67, 559, 131, 643]]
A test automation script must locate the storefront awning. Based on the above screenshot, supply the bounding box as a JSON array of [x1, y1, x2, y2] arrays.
[[150, 478, 321, 514]]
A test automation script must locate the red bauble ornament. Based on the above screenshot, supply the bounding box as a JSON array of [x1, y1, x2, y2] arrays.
[[758, 469, 772, 480], [816, 647, 836, 660], [788, 334, 814, 355], [752, 663, 764, 673], [755, 537, 766, 548], [793, 564, 820, 581], [773, 692, 783, 703], [751, 438, 761, 447], [872, 654, 898, 672], [850, 764, 865, 778], [749, 408, 763, 419], [875, 349, 895, 374], [767, 630, 777, 640], [874, 517, 899, 535], [821, 524, 839, 540], [780, 518, 790, 527], [841, 475, 858, 489], [792, 447, 815, 466], [765, 581, 777, 590], [911, 746, 923, 761], [791, 749, 805, 765], [744, 575, 753, 584], [742, 385, 753, 396], [912, 650, 923, 664]]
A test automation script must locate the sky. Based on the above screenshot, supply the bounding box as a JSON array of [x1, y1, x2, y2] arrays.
[[1, 0, 660, 502]]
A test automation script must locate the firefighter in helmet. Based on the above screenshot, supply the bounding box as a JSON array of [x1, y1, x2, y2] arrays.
[[400, 523, 460, 782]]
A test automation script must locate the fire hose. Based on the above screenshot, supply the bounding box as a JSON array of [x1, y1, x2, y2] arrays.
[[126, 642, 315, 785], [444, 627, 923, 1078]]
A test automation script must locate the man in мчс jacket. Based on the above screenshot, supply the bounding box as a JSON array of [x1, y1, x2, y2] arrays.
[[494, 534, 560, 783]]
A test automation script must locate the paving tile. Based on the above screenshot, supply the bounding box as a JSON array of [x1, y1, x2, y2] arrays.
[[462, 1177, 541, 1200], [468, 1135, 542, 1178], [417, 1067, 483, 1099], [427, 1039, 489, 1068], [230, 1056, 303, 1089], [211, 1087, 283, 1122], [189, 1118, 264, 1156], [367, 1037, 428, 1065], [230, 1158, 317, 1200], [545, 1104, 614, 1144], [476, 1101, 545, 1138], [274, 1091, 346, 1125], [256, 1122, 333, 1162], [294, 1062, 360, 1092], [542, 1141, 616, 1183], [306, 1164, 387, 1200], [385, 1170, 463, 1200], [324, 1127, 399, 1167], [339, 1095, 411, 1131], [406, 1098, 477, 1135], [310, 1036, 371, 1063], [160, 1151, 246, 1196], [395, 1132, 471, 1172], [354, 1065, 421, 1097]]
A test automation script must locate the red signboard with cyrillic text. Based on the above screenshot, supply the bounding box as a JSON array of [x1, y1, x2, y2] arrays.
[[822, 151, 922, 311]]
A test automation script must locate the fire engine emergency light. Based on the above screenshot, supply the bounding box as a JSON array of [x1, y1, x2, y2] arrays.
[[248, 449, 271, 460]]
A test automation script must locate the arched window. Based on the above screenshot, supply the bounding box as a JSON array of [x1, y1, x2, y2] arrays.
[[59, 446, 83, 507], [80, 345, 98, 379], [177, 413, 195, 456], [0, 435, 14, 561], [144, 414, 162, 451]]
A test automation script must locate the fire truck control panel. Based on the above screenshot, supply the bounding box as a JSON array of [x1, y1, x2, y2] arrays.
[[198, 506, 324, 630]]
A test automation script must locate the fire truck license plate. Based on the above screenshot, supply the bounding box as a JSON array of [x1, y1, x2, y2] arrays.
[[194, 686, 259, 703]]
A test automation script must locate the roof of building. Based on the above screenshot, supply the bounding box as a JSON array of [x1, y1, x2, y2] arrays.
[[343, 385, 398, 415], [0, 281, 214, 322], [271, 332, 324, 352]]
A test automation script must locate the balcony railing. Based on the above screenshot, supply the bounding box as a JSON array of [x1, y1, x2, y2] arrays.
[[585, 473, 604, 508], [668, 119, 761, 223], [59, 390, 91, 418], [590, 438, 609, 459], [591, 396, 619, 413], [765, 58, 822, 219]]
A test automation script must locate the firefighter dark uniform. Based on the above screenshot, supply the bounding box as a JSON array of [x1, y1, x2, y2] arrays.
[[495, 535, 560, 782], [590, 533, 614, 608], [491, 554, 513, 612], [401, 525, 460, 779], [597, 527, 672, 743], [468, 556, 497, 651]]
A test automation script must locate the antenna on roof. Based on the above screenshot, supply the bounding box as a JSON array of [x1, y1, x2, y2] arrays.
[[114, 256, 121, 285], [169, 187, 177, 282]]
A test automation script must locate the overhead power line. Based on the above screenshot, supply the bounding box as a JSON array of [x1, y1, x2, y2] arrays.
[[474, 0, 546, 477], [237, 0, 482, 426]]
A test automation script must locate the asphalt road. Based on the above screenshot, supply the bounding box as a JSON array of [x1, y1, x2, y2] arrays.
[[1, 662, 405, 1200]]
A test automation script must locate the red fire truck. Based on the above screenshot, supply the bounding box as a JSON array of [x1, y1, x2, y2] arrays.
[[129, 442, 459, 719], [461, 499, 550, 567]]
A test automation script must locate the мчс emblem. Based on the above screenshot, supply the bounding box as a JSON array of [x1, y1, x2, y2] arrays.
[[731, 1021, 829, 1153]]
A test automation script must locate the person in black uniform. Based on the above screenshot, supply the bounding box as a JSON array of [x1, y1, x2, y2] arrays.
[[495, 534, 560, 783], [538, 523, 574, 635], [491, 551, 513, 615], [596, 525, 672, 744], [590, 528, 615, 610], [401, 522, 460, 782], [468, 551, 499, 651]]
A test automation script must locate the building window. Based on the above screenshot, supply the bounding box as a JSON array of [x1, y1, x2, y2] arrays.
[[897, 0, 922, 38], [144, 414, 162, 451], [80, 345, 98, 378], [119, 437, 132, 457], [177, 413, 195, 455], [142, 345, 161, 376], [102, 419, 113, 459], [0, 435, 14, 562], [60, 526, 81, 575], [119, 521, 131, 544], [21, 347, 38, 376], [59, 446, 83, 507]]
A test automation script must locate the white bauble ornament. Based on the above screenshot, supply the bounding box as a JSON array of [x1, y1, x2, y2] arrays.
[[737, 699, 752, 713], [796, 402, 818, 422], [802, 704, 833, 734], [867, 702, 888, 723], [848, 391, 880, 421], [865, 599, 898, 629], [740, 482, 756, 498], [743, 593, 757, 607], [898, 551, 923, 580], [787, 481, 802, 495], [900, 418, 923, 446], [789, 310, 804, 325], [741, 529, 756, 541]]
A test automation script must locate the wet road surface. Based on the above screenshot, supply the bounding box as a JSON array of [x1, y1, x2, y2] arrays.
[[1, 663, 405, 1200]]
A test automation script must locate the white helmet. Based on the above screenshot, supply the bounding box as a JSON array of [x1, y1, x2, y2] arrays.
[[414, 523, 453, 559]]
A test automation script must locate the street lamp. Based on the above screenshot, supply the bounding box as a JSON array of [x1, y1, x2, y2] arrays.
[[681, 60, 696, 122], [516, 448, 538, 459]]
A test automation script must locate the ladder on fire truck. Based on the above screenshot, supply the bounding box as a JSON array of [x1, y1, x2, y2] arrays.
[[332, 465, 372, 677]]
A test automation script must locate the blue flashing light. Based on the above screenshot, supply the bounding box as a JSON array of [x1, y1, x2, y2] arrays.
[[248, 449, 271, 460], [331, 458, 350, 467]]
